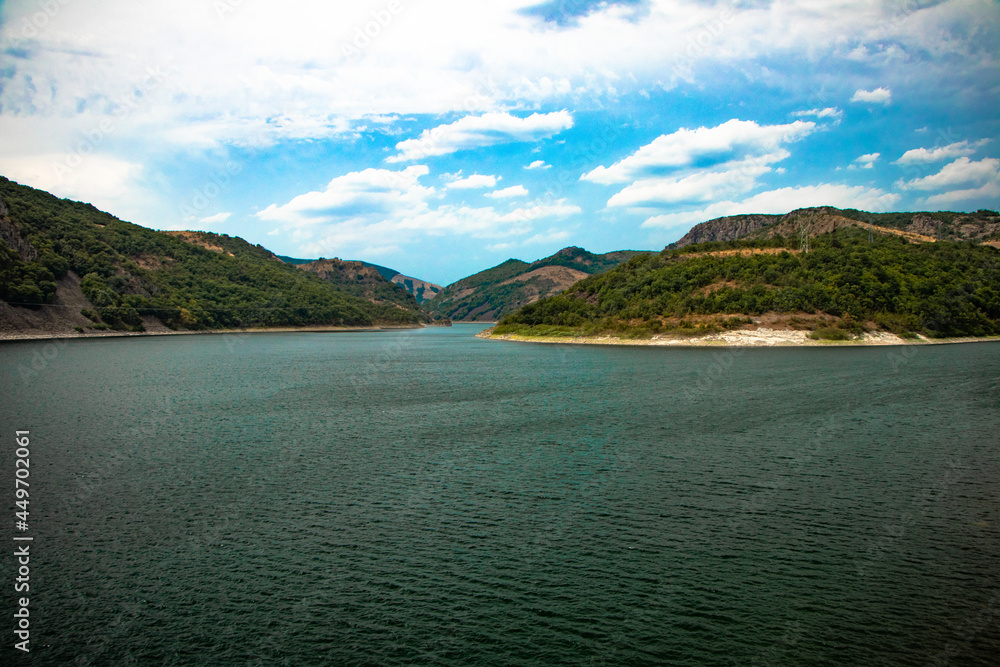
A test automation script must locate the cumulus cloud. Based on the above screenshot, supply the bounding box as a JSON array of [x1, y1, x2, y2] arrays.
[[584, 119, 816, 212], [486, 185, 529, 198], [899, 157, 1000, 190], [923, 181, 1000, 206], [198, 212, 231, 224], [445, 174, 498, 189], [524, 160, 551, 170], [255, 166, 578, 258], [641, 184, 902, 230], [894, 139, 990, 165], [851, 87, 892, 104], [387, 111, 573, 163], [853, 153, 880, 169], [257, 165, 435, 227], [606, 161, 773, 208], [581, 119, 815, 185]]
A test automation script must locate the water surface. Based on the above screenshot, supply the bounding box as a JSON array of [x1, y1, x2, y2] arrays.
[[1, 325, 998, 665]]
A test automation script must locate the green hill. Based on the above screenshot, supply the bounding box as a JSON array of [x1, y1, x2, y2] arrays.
[[670, 206, 1000, 248], [0, 176, 427, 334], [277, 255, 442, 303], [495, 220, 1000, 340], [294, 257, 432, 323], [426, 246, 649, 321]]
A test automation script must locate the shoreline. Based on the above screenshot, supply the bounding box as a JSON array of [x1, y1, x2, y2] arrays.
[[0, 323, 427, 344], [478, 327, 1000, 348]]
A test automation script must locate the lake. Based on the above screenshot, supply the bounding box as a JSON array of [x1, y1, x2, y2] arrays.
[[1, 323, 998, 665]]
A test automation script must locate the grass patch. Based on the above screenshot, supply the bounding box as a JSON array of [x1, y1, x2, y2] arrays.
[[808, 327, 852, 341]]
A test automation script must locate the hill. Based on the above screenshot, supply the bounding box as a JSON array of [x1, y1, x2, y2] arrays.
[[277, 255, 442, 303], [426, 246, 649, 321], [293, 257, 432, 323], [0, 176, 428, 336], [494, 217, 1000, 341], [671, 206, 1000, 248]]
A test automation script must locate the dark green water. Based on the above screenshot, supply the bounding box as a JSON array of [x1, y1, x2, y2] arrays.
[[1, 324, 998, 665]]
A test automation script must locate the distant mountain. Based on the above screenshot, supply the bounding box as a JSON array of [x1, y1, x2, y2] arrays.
[[494, 209, 1000, 340], [277, 255, 442, 303], [0, 176, 428, 337], [671, 207, 1000, 249], [426, 246, 650, 322], [388, 273, 442, 304], [294, 258, 430, 323]]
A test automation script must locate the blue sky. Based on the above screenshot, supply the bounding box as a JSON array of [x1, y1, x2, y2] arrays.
[[1, 0, 998, 285]]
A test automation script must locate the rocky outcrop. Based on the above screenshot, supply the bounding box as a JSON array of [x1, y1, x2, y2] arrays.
[[0, 196, 39, 261], [298, 258, 386, 284], [390, 274, 442, 303], [671, 214, 781, 248]]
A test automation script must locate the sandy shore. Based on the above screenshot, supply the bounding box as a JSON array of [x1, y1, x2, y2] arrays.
[[479, 327, 1000, 347], [0, 324, 425, 343]]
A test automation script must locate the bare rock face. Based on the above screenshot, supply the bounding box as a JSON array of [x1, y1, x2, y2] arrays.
[[906, 214, 940, 237], [390, 274, 442, 303], [297, 258, 386, 284], [0, 196, 39, 261], [671, 214, 780, 248]]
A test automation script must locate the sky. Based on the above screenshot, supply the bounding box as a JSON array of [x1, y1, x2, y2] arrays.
[[1, 0, 998, 285]]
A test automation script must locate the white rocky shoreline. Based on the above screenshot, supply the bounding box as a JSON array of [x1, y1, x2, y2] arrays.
[[479, 327, 1000, 347]]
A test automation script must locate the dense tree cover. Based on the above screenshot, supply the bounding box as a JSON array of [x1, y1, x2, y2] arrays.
[[0, 177, 425, 330], [497, 228, 1000, 338], [427, 248, 648, 321], [426, 258, 531, 320], [295, 257, 431, 323], [837, 208, 999, 241]]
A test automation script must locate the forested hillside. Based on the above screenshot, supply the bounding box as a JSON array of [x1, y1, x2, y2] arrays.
[[671, 206, 1000, 248], [497, 227, 1000, 339], [427, 246, 648, 321], [295, 257, 431, 323], [0, 177, 424, 332]]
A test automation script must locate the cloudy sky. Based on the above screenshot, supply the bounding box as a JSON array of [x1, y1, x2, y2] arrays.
[[1, 0, 998, 284]]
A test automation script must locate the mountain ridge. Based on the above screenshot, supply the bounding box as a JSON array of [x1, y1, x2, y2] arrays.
[[493, 211, 1000, 341], [0, 176, 428, 336], [426, 246, 652, 322]]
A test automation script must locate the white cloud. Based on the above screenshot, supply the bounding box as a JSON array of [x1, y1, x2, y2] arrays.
[[486, 185, 529, 198], [524, 160, 551, 170], [894, 139, 990, 165], [641, 184, 902, 229], [257, 165, 434, 227], [606, 161, 773, 208], [0, 0, 996, 256], [923, 181, 1000, 207], [792, 107, 842, 120], [387, 111, 573, 163], [581, 119, 815, 185], [0, 150, 153, 224], [899, 157, 1000, 190], [255, 166, 577, 258], [853, 153, 880, 169], [584, 119, 816, 212], [851, 87, 892, 104], [198, 212, 231, 223], [1, 0, 992, 159], [445, 174, 498, 190]]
